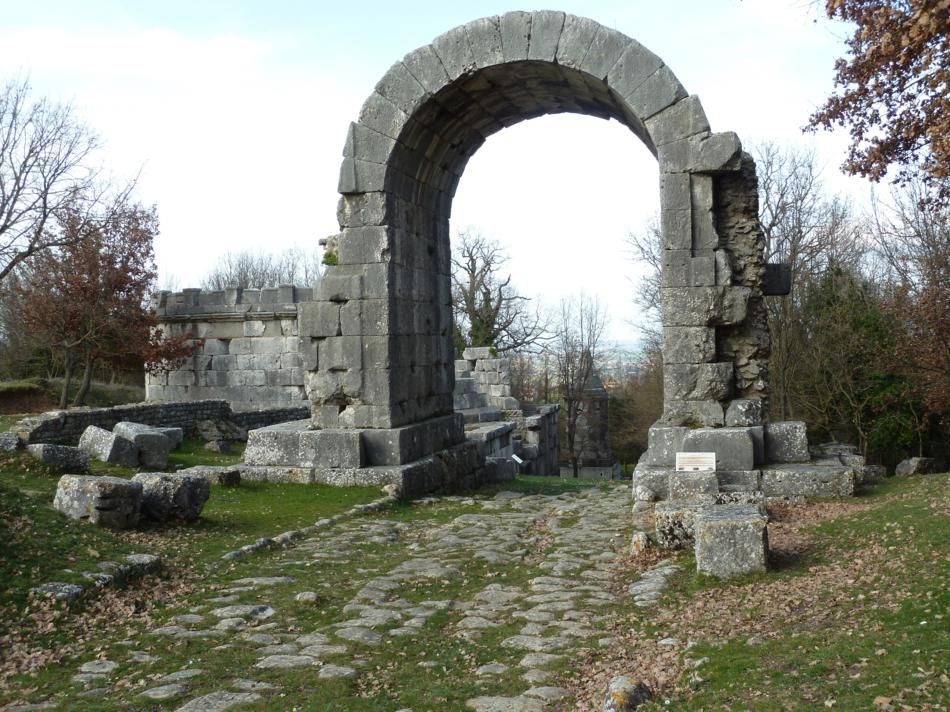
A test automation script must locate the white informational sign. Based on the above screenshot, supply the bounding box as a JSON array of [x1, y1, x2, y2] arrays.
[[675, 452, 716, 472], [511, 454, 523, 464]]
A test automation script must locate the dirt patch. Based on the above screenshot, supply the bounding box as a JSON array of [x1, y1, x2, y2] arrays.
[[0, 393, 53, 416]]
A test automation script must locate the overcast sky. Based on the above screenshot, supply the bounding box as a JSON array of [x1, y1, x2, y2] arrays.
[[0, 1, 869, 345]]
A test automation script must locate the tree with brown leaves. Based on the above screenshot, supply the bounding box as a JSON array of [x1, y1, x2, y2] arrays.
[[809, 0, 950, 205], [8, 194, 194, 407]]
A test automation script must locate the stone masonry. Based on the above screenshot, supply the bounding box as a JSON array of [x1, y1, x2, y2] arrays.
[[149, 286, 311, 409]]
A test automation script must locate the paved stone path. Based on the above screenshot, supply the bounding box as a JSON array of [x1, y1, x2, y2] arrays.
[[65, 483, 677, 711]]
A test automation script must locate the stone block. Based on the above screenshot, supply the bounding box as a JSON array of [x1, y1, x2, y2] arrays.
[[631, 463, 672, 500], [157, 427, 184, 448], [661, 208, 691, 250], [132, 473, 210, 522], [499, 11, 531, 62], [554, 14, 598, 68], [298, 429, 365, 469], [27, 444, 90, 473], [682, 428, 754, 471], [298, 302, 341, 339], [669, 470, 718, 499], [626, 64, 687, 120], [243, 422, 308, 466], [663, 362, 733, 401], [178, 465, 241, 487], [78, 426, 139, 467], [725, 399, 763, 426], [113, 422, 175, 469], [689, 131, 743, 172], [53, 475, 141, 529], [645, 94, 710, 147], [0, 432, 20, 452], [761, 464, 855, 498], [764, 421, 810, 463], [462, 346, 493, 360], [694, 504, 768, 578], [662, 326, 715, 364], [373, 61, 427, 117], [606, 40, 663, 101], [463, 16, 504, 69], [716, 470, 761, 491], [655, 500, 709, 549], [243, 320, 266, 337], [527, 10, 565, 61], [603, 675, 653, 712], [661, 286, 750, 327], [690, 174, 718, 250], [642, 426, 688, 467], [661, 399, 725, 428], [431, 24, 476, 80], [578, 25, 628, 79], [894, 457, 940, 476]]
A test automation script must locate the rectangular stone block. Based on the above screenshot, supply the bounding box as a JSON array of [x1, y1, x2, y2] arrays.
[[716, 470, 761, 491], [625, 64, 688, 120], [299, 302, 341, 338], [299, 429, 365, 469], [605, 41, 663, 100], [661, 286, 750, 327], [663, 326, 716, 364], [690, 175, 718, 250], [669, 470, 719, 500], [655, 500, 708, 549], [764, 421, 810, 463], [631, 463, 672, 500], [243, 424, 305, 466], [338, 226, 393, 265], [554, 14, 598, 68], [664, 362, 733, 401], [643, 426, 688, 467], [683, 427, 754, 471], [526, 10, 564, 61], [694, 504, 768, 578], [761, 464, 855, 498], [661, 209, 691, 250], [645, 95, 710, 147]]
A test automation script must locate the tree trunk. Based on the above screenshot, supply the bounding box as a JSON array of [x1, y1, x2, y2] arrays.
[[59, 348, 74, 409], [73, 353, 94, 407]]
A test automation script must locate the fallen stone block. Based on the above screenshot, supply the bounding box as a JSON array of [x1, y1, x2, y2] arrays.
[[30, 582, 84, 603], [195, 418, 248, 444], [131, 473, 210, 522], [156, 427, 184, 448], [178, 465, 241, 486], [895, 457, 940, 476], [632, 464, 672, 500], [53, 475, 142, 529], [761, 464, 855, 498], [79, 425, 139, 467], [694, 504, 768, 578], [28, 443, 90, 473], [764, 421, 810, 463], [114, 422, 174, 469]]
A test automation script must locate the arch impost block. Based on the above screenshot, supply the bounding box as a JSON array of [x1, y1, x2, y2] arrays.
[[658, 131, 743, 174]]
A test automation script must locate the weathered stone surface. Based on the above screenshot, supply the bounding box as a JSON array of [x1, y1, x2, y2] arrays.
[[661, 286, 750, 327], [655, 501, 708, 548], [176, 691, 261, 711], [27, 443, 90, 473], [131, 473, 210, 522], [663, 362, 733, 401], [760, 464, 855, 498], [763, 421, 809, 463], [30, 581, 84, 602], [694, 504, 768, 578], [642, 426, 688, 467], [78, 426, 139, 467], [682, 428, 754, 471], [895, 457, 940, 476], [113, 422, 174, 469], [603, 675, 652, 711], [661, 399, 725, 428], [177, 465, 241, 486], [725, 399, 763, 427], [662, 326, 715, 364], [631, 464, 672, 500], [669, 471, 718, 499], [53, 475, 141, 529]]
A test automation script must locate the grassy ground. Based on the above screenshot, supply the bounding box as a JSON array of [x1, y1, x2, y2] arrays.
[[569, 473, 950, 710]]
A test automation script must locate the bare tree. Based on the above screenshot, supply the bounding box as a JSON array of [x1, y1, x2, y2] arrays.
[[201, 245, 323, 289], [755, 143, 867, 420], [451, 230, 549, 353], [552, 294, 607, 477], [0, 77, 100, 284]]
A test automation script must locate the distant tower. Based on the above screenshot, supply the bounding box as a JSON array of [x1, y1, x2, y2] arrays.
[[576, 369, 617, 469]]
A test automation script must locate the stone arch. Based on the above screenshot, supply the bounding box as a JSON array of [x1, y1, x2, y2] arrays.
[[304, 11, 773, 469]]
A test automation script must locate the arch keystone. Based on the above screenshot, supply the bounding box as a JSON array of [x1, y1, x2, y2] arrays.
[[527, 10, 566, 62]]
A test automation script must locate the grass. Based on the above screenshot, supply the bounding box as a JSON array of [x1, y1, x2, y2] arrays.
[[635, 473, 950, 711]]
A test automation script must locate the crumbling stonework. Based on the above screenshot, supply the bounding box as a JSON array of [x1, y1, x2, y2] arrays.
[[149, 286, 311, 408]]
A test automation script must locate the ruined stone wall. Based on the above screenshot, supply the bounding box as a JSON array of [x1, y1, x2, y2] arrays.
[[149, 287, 312, 409]]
